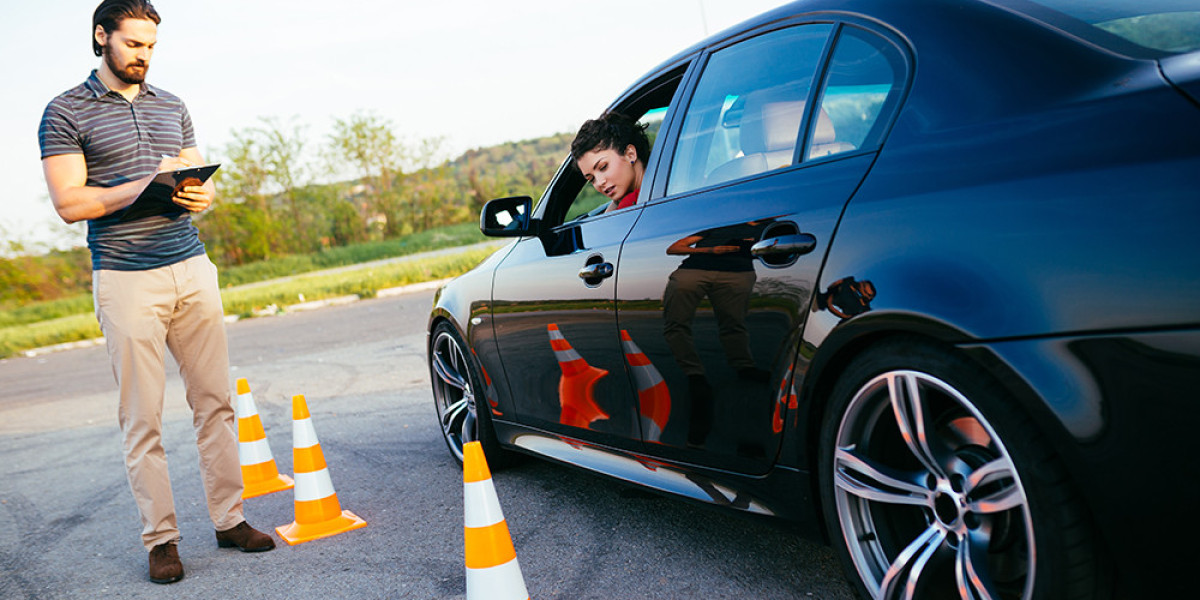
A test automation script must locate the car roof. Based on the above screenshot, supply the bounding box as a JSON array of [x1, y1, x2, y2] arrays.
[[613, 0, 939, 104], [614, 0, 1169, 108]]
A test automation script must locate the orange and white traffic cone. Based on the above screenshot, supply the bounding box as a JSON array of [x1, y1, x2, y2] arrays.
[[463, 441, 529, 600], [547, 323, 609, 428], [276, 394, 367, 545], [620, 330, 671, 443], [235, 378, 294, 499]]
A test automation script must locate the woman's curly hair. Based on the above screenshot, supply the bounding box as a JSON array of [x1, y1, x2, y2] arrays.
[[570, 112, 650, 166]]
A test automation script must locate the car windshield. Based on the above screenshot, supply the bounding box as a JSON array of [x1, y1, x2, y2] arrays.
[[1014, 0, 1200, 55]]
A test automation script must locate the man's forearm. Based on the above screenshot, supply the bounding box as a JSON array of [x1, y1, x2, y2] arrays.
[[51, 177, 149, 223]]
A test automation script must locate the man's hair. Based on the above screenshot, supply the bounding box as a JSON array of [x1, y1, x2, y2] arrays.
[[570, 112, 650, 166], [93, 0, 160, 57]]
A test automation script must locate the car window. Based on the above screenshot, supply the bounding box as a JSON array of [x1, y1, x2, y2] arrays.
[[1014, 0, 1200, 56], [667, 24, 834, 196], [807, 26, 906, 160], [563, 109, 668, 222]]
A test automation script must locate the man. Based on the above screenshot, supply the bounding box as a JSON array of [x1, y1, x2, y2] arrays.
[[38, 0, 274, 584]]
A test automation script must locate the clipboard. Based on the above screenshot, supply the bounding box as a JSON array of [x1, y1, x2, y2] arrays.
[[119, 163, 220, 222]]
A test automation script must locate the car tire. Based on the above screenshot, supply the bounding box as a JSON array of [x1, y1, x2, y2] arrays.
[[429, 321, 516, 469], [817, 338, 1110, 600]]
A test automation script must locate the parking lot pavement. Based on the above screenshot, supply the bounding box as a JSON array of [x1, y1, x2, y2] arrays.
[[0, 291, 853, 599]]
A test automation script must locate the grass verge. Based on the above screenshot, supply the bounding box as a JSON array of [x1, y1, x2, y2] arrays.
[[0, 222, 487, 329], [0, 245, 496, 359]]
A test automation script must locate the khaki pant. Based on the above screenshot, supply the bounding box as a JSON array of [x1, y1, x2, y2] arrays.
[[93, 254, 243, 550], [662, 268, 757, 376]]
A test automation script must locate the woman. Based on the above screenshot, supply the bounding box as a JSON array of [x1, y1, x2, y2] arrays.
[[570, 112, 650, 213]]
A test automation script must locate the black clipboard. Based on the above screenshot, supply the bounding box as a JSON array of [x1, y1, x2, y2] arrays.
[[119, 163, 220, 222]]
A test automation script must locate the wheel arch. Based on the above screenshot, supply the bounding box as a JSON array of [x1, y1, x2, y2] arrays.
[[793, 317, 1090, 541]]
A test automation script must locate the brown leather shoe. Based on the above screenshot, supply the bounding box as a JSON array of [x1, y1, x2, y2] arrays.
[[148, 542, 184, 584], [215, 521, 276, 552]]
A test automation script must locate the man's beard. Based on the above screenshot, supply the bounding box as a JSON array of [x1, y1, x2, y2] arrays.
[[103, 45, 148, 85]]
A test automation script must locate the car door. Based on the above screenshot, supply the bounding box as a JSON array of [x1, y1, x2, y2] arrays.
[[615, 22, 909, 473], [489, 67, 692, 451]]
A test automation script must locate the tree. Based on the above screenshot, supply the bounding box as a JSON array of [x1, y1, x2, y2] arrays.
[[327, 112, 408, 238], [258, 116, 312, 253], [200, 116, 317, 263]]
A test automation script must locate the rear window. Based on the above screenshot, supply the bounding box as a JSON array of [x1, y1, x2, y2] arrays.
[[1013, 0, 1200, 56]]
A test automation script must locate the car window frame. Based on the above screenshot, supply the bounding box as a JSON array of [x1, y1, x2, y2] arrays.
[[800, 22, 913, 164], [645, 14, 914, 206], [531, 57, 699, 232], [663, 22, 837, 197]]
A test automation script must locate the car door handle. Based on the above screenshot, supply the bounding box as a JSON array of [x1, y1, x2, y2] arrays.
[[579, 262, 614, 280], [751, 233, 817, 257]]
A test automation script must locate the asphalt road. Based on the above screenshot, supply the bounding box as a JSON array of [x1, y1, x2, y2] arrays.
[[0, 287, 855, 599]]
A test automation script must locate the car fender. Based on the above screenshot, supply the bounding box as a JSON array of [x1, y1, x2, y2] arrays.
[[428, 241, 520, 415]]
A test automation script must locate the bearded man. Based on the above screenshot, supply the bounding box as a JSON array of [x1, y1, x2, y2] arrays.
[[38, 0, 274, 584]]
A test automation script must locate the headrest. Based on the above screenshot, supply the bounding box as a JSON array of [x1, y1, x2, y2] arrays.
[[740, 86, 836, 154], [812, 109, 836, 145]]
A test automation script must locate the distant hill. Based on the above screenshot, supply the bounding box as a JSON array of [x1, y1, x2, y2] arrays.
[[447, 131, 575, 212]]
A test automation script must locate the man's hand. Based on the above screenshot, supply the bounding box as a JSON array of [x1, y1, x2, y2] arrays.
[[172, 183, 214, 212], [169, 148, 216, 213]]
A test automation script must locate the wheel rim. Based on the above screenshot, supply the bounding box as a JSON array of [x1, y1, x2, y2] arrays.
[[430, 329, 478, 462], [832, 370, 1034, 600]]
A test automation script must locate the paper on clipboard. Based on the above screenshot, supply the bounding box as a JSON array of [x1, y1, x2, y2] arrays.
[[119, 163, 220, 222]]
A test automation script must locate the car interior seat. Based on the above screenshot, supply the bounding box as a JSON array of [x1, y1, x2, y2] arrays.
[[706, 86, 854, 186]]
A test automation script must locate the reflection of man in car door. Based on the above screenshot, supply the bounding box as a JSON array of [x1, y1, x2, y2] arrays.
[[663, 220, 772, 445], [571, 112, 649, 213]]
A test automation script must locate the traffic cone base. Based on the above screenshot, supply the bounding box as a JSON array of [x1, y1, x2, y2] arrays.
[[276, 509, 367, 546], [242, 461, 294, 499]]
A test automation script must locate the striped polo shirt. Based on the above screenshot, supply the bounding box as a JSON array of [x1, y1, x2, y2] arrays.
[[38, 70, 206, 271]]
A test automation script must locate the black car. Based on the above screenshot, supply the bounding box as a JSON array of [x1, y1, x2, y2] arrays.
[[427, 1, 1200, 598]]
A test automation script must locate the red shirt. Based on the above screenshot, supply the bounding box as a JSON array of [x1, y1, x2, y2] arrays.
[[616, 189, 640, 210]]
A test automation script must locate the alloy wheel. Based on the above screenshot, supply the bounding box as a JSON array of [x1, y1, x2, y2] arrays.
[[831, 370, 1034, 600], [430, 328, 478, 463]]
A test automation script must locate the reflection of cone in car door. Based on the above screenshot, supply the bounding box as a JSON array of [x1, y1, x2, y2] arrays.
[[773, 362, 799, 434], [547, 323, 610, 428], [472, 347, 503, 416], [620, 330, 671, 443]]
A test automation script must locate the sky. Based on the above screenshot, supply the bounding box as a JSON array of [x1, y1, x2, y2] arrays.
[[1, 0, 795, 250]]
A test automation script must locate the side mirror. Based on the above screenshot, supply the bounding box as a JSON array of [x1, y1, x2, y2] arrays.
[[480, 196, 537, 237]]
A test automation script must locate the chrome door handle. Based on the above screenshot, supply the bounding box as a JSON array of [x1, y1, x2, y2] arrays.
[[579, 262, 614, 280], [751, 233, 817, 257]]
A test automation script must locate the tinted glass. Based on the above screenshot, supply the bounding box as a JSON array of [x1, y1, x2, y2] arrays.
[[668, 25, 833, 196], [1019, 0, 1200, 54], [807, 26, 905, 160]]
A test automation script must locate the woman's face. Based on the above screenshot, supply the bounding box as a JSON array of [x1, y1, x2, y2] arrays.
[[576, 144, 639, 200]]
